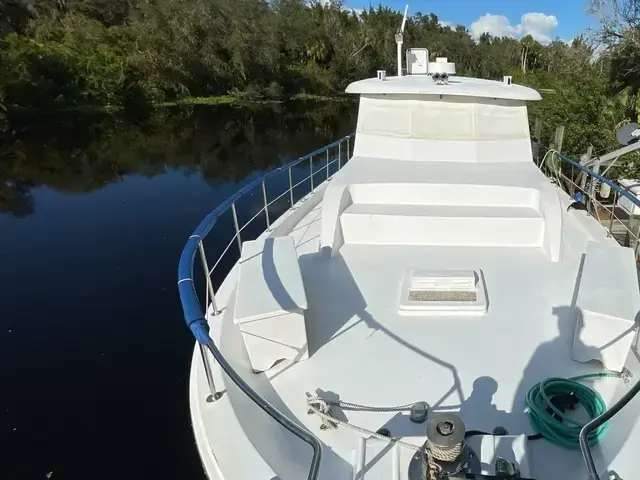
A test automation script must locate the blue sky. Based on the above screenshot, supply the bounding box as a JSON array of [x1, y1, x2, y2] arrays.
[[345, 0, 594, 43]]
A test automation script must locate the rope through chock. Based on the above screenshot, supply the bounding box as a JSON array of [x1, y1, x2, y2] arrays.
[[306, 397, 338, 430], [305, 394, 425, 450]]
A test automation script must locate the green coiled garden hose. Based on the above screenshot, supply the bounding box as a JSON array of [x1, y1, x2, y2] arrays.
[[525, 373, 621, 448]]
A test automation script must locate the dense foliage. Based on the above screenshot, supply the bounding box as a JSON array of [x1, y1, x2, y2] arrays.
[[1, 0, 640, 159]]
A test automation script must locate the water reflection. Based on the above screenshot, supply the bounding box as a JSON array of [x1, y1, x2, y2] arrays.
[[0, 101, 357, 217]]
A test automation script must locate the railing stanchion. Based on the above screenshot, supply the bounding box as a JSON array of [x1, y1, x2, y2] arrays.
[[609, 190, 618, 235], [198, 241, 218, 315], [289, 166, 294, 208], [231, 202, 242, 253], [588, 161, 602, 215], [262, 181, 270, 229], [326, 148, 330, 179], [199, 344, 221, 402], [310, 156, 314, 190], [338, 141, 342, 170]]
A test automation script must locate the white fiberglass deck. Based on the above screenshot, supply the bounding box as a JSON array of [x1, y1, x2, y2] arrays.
[[190, 163, 640, 480]]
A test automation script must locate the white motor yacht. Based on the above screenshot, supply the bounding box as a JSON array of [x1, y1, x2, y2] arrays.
[[178, 27, 640, 480]]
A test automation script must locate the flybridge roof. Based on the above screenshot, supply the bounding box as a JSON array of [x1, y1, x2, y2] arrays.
[[346, 75, 542, 102]]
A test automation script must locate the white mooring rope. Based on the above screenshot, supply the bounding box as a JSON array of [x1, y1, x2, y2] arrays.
[[428, 439, 462, 462], [306, 396, 423, 451]]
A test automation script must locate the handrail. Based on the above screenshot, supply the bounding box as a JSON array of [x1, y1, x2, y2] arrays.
[[537, 144, 640, 253], [579, 377, 640, 480], [177, 133, 354, 480], [552, 151, 640, 209]]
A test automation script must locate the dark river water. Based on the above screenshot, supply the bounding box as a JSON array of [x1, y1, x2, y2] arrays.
[[0, 102, 357, 480]]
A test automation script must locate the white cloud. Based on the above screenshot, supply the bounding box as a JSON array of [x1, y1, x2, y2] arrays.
[[439, 20, 454, 30], [470, 12, 558, 45], [520, 13, 558, 44], [316, 0, 362, 16], [470, 14, 517, 39]]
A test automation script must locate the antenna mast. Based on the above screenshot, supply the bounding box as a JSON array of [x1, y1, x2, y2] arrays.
[[395, 5, 409, 77]]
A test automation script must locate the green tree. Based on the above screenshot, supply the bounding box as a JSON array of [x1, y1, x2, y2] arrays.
[[0, 0, 627, 148]]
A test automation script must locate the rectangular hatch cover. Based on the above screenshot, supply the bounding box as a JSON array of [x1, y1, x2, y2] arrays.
[[399, 269, 487, 316]]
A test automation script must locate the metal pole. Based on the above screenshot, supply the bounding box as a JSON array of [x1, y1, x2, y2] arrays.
[[347, 137, 350, 160], [588, 160, 602, 216], [583, 146, 594, 165], [199, 343, 221, 402], [554, 125, 565, 154], [338, 141, 342, 170], [262, 181, 270, 229], [288, 166, 294, 208], [197, 241, 218, 315], [580, 146, 594, 194], [609, 190, 618, 235], [533, 118, 542, 142], [634, 222, 640, 260], [326, 148, 330, 179], [310, 156, 314, 190], [231, 202, 242, 254]]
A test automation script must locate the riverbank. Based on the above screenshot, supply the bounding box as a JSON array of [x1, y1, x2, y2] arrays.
[[0, 94, 354, 122], [155, 93, 353, 107]]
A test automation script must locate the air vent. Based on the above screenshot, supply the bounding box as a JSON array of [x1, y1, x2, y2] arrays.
[[399, 269, 487, 316]]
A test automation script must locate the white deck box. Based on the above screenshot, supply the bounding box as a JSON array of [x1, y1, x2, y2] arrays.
[[572, 241, 640, 372], [233, 236, 309, 372]]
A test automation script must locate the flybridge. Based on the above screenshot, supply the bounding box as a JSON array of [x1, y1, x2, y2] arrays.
[[346, 4, 541, 164]]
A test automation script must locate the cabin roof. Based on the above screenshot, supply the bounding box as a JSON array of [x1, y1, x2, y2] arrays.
[[345, 75, 542, 101]]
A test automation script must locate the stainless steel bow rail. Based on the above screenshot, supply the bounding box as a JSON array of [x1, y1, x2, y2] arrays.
[[177, 133, 353, 480]]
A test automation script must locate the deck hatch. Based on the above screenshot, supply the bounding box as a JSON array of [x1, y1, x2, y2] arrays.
[[399, 269, 487, 315]]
